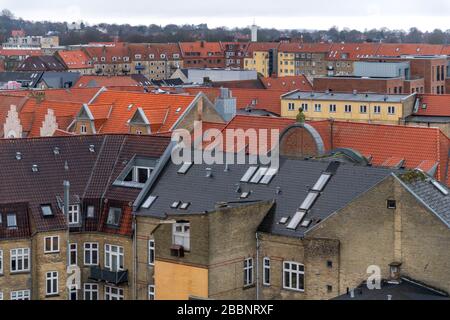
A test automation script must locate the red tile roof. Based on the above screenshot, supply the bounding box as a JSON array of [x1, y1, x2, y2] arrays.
[[278, 42, 332, 53], [0, 94, 29, 137], [0, 49, 42, 57], [57, 50, 92, 69], [375, 44, 444, 57], [328, 43, 380, 60], [180, 41, 224, 57], [208, 115, 449, 183], [260, 75, 313, 91], [244, 42, 280, 57], [90, 90, 196, 133], [414, 94, 450, 116]]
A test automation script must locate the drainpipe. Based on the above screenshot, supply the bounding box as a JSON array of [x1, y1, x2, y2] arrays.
[[132, 214, 137, 300], [63, 180, 70, 299], [255, 232, 260, 300]]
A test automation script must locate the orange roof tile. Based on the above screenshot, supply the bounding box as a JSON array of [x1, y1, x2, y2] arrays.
[[375, 43, 444, 57], [414, 94, 450, 116], [328, 43, 380, 60], [278, 42, 332, 53], [90, 90, 196, 134], [180, 41, 224, 57], [260, 75, 313, 91], [57, 50, 92, 69]]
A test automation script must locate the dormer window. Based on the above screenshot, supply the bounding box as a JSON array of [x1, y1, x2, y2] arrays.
[[7, 213, 17, 229], [107, 207, 122, 227], [124, 166, 152, 184], [160, 54, 166, 59], [135, 54, 142, 60], [124, 56, 129, 62], [173, 222, 190, 251], [87, 206, 95, 218], [112, 57, 117, 62], [68, 205, 80, 225], [101, 57, 106, 62], [149, 54, 155, 59]]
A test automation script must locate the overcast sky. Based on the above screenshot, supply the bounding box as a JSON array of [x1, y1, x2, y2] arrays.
[[2, 0, 450, 31]]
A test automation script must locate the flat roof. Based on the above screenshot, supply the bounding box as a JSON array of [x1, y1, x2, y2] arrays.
[[282, 90, 414, 103]]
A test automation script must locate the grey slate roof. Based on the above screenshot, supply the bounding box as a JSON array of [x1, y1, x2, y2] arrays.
[[135, 155, 395, 238], [40, 72, 81, 89], [282, 90, 413, 103], [397, 174, 450, 228], [334, 278, 449, 300], [0, 71, 43, 88]]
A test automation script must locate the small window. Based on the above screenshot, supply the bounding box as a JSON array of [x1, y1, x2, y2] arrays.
[[7, 213, 17, 228], [179, 202, 191, 210], [327, 285, 333, 293], [387, 200, 396, 209], [244, 258, 254, 287], [148, 240, 155, 266], [148, 285, 155, 300], [107, 207, 122, 226], [173, 223, 190, 251], [345, 105, 352, 113], [46, 271, 59, 296], [178, 162, 193, 175], [87, 206, 95, 218], [327, 260, 333, 268], [263, 257, 270, 286], [68, 205, 80, 225], [69, 243, 77, 266], [388, 106, 396, 115], [142, 196, 157, 209], [41, 205, 53, 217], [171, 201, 181, 209]]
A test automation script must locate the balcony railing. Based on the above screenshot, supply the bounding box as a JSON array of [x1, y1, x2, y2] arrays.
[[89, 266, 128, 285]]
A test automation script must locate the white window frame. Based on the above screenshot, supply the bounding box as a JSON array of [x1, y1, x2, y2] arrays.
[[148, 239, 155, 266], [314, 104, 321, 112], [44, 236, 60, 253], [263, 257, 270, 286], [105, 286, 124, 300], [374, 105, 381, 114], [288, 102, 295, 111], [105, 244, 124, 272], [10, 248, 30, 273], [84, 283, 99, 300], [172, 223, 190, 251], [345, 105, 352, 113], [69, 243, 77, 266], [68, 286, 78, 300], [10, 290, 30, 300], [0, 291, 3, 300], [329, 104, 336, 113], [80, 124, 87, 134], [388, 106, 396, 115], [283, 261, 305, 292], [46, 271, 59, 296], [148, 285, 155, 300], [360, 105, 367, 114], [84, 242, 99, 266], [68, 205, 80, 225], [244, 257, 254, 287]]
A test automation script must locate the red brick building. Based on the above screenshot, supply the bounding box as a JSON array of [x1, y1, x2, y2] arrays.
[[180, 41, 225, 68]]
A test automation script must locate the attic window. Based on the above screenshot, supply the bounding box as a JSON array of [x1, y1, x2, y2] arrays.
[[387, 200, 396, 209], [171, 201, 181, 209], [260, 168, 278, 185], [87, 206, 95, 218], [124, 166, 152, 184], [250, 167, 268, 183], [312, 173, 332, 192], [176, 107, 182, 113], [240, 192, 251, 199], [241, 166, 259, 183], [178, 162, 193, 175], [41, 205, 54, 217], [142, 196, 158, 209], [279, 217, 289, 225], [431, 180, 449, 196], [299, 192, 319, 211], [286, 211, 307, 230], [180, 202, 191, 210], [7, 213, 17, 229], [107, 207, 122, 227]]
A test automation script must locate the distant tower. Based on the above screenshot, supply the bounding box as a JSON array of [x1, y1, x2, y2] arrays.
[[251, 20, 258, 42]]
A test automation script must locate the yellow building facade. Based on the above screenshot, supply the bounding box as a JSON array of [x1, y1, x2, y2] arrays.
[[244, 51, 271, 77], [281, 90, 417, 124]]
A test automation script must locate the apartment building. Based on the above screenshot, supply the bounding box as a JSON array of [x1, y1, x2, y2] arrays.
[[281, 90, 417, 125], [277, 43, 331, 77], [243, 42, 280, 77], [180, 41, 225, 69], [221, 42, 249, 69], [56, 50, 95, 75], [132, 136, 450, 299], [0, 134, 171, 300]]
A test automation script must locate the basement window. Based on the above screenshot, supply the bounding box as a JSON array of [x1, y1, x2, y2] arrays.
[[387, 200, 396, 209]]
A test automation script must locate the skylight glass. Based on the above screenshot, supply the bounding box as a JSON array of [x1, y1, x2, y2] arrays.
[[250, 167, 269, 184], [299, 192, 319, 211], [240, 166, 259, 183], [312, 173, 332, 192], [171, 201, 181, 209], [178, 162, 193, 175], [180, 202, 191, 210], [41, 205, 53, 217], [431, 180, 449, 196], [142, 195, 158, 209], [286, 211, 306, 230], [260, 168, 278, 185]]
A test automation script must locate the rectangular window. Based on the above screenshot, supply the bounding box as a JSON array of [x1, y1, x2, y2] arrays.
[[288, 102, 295, 111], [263, 257, 270, 286], [41, 205, 53, 217], [46, 271, 59, 296], [374, 106, 381, 114], [148, 285, 155, 300], [148, 240, 155, 266], [314, 104, 321, 112], [105, 244, 124, 271], [69, 287, 78, 300], [69, 243, 77, 266], [11, 290, 30, 300], [301, 103, 308, 112], [173, 223, 190, 251], [107, 207, 122, 227], [329, 104, 336, 113], [10, 248, 30, 272], [80, 124, 87, 134], [68, 205, 80, 225], [360, 105, 367, 113], [87, 206, 95, 218], [0, 292, 2, 300], [84, 243, 99, 266], [0, 250, 3, 275], [388, 106, 396, 115], [84, 283, 98, 300], [283, 261, 305, 292], [345, 105, 352, 113], [44, 236, 59, 253], [105, 286, 124, 300], [7, 213, 17, 228], [244, 258, 254, 287]]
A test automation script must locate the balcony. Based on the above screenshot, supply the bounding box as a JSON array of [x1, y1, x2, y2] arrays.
[[135, 65, 146, 71], [89, 266, 128, 285]]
